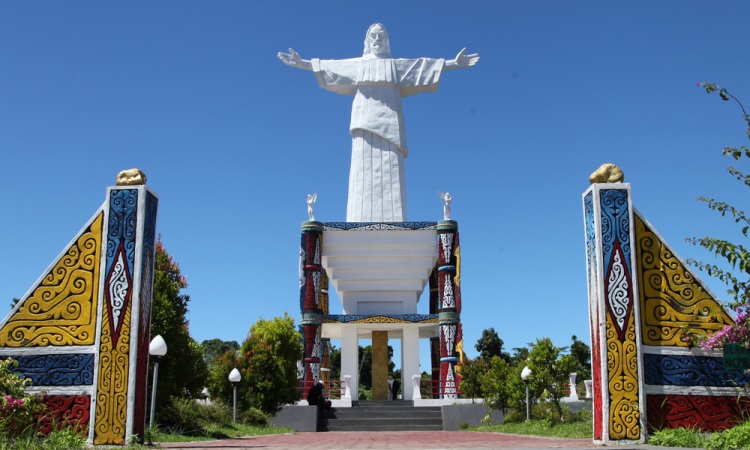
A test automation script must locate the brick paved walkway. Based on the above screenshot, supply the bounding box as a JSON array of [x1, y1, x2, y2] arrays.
[[159, 431, 679, 449]]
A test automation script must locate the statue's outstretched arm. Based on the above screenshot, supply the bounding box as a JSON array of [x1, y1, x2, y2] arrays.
[[445, 48, 480, 70], [278, 48, 313, 71]]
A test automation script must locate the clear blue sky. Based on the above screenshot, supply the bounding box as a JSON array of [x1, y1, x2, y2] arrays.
[[2, 2, 750, 373]]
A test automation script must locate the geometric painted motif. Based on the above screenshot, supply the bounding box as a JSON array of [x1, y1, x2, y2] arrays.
[[600, 189, 641, 441], [0, 213, 104, 347], [634, 213, 733, 346], [94, 188, 139, 445], [323, 314, 438, 324], [437, 224, 462, 400]]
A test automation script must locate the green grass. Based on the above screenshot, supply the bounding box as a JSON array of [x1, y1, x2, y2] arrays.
[[467, 419, 593, 439], [150, 423, 292, 443]]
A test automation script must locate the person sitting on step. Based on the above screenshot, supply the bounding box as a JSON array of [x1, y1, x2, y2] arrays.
[[307, 379, 333, 411]]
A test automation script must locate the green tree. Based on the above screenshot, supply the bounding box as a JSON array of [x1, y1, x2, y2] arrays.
[[510, 346, 530, 366], [329, 344, 341, 381], [526, 337, 576, 420], [456, 358, 488, 400], [357, 344, 395, 390], [149, 239, 208, 419], [475, 328, 510, 363], [480, 356, 515, 414], [201, 338, 239, 366], [569, 335, 591, 381], [206, 347, 248, 410], [242, 314, 303, 415], [689, 83, 750, 349]]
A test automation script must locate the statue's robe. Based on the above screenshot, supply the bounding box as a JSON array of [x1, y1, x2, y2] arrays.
[[312, 56, 445, 222]]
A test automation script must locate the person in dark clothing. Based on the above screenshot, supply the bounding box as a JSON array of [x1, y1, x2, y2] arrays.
[[391, 378, 400, 400], [307, 379, 332, 410]]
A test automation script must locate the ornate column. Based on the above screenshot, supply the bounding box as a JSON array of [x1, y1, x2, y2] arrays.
[[428, 269, 440, 398], [437, 220, 462, 399], [299, 221, 324, 387], [583, 183, 645, 445], [93, 185, 158, 445]]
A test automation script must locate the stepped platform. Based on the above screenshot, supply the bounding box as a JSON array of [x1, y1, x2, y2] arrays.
[[322, 400, 443, 432]]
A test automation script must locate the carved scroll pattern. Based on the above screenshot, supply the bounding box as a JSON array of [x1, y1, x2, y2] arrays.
[[38, 395, 91, 435], [646, 394, 750, 432], [634, 214, 733, 346], [0, 213, 103, 347], [643, 354, 750, 387], [14, 353, 95, 386], [606, 312, 640, 440], [93, 298, 131, 445]]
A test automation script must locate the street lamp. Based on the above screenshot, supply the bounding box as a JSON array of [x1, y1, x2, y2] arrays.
[[229, 368, 241, 424], [521, 366, 532, 421], [149, 335, 167, 429]]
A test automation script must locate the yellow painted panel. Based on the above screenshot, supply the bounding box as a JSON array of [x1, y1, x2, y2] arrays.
[[0, 213, 103, 347], [634, 214, 733, 346], [607, 312, 640, 440], [93, 299, 131, 445]]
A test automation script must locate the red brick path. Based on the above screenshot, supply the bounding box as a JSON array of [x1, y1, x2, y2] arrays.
[[159, 431, 608, 449]]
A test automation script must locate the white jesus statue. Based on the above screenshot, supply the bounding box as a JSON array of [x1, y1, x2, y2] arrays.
[[278, 23, 479, 222]]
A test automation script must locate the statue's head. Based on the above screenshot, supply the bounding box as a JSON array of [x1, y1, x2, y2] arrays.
[[363, 23, 390, 58]]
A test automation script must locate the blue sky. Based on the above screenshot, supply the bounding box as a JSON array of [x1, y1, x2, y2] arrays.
[[2, 2, 750, 373]]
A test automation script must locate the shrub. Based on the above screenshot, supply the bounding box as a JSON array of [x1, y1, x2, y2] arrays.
[[705, 421, 750, 450], [0, 358, 45, 438], [502, 408, 527, 424], [158, 396, 204, 433], [649, 426, 707, 448], [239, 407, 268, 426]]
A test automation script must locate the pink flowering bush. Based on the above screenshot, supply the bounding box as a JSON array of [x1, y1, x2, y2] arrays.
[[689, 84, 750, 352], [700, 307, 750, 350], [0, 357, 44, 437]]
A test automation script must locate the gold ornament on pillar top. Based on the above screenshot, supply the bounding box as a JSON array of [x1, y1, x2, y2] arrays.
[[589, 163, 624, 184], [116, 168, 147, 186]]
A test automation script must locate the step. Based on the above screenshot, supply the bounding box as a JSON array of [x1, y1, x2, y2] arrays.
[[320, 401, 443, 432], [326, 424, 444, 432], [332, 410, 441, 419]]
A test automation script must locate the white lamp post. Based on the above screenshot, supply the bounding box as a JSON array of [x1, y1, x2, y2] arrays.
[[229, 368, 241, 424], [149, 335, 167, 429], [521, 366, 532, 421]]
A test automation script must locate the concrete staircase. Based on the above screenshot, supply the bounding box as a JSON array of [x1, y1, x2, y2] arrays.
[[321, 400, 443, 432]]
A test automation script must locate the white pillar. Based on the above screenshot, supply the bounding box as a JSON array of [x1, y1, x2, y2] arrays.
[[401, 326, 419, 401], [341, 325, 359, 401]]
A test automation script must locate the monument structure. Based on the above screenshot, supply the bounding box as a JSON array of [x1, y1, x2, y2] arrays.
[[281, 24, 478, 402], [279, 23, 478, 222], [0, 170, 158, 445], [583, 164, 750, 444]]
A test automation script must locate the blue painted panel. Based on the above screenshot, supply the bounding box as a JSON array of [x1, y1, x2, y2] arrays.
[[13, 353, 95, 386], [644, 353, 750, 387], [600, 189, 631, 273]]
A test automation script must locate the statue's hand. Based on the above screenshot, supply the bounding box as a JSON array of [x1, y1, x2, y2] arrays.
[[451, 48, 480, 68], [278, 48, 302, 66]]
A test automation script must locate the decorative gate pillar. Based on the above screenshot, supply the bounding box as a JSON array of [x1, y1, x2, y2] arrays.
[[583, 183, 645, 445], [437, 220, 462, 398], [299, 221, 324, 387], [93, 185, 158, 445]]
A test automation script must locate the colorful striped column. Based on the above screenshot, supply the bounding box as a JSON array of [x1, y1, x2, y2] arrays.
[[437, 220, 462, 399], [299, 221, 324, 386]]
